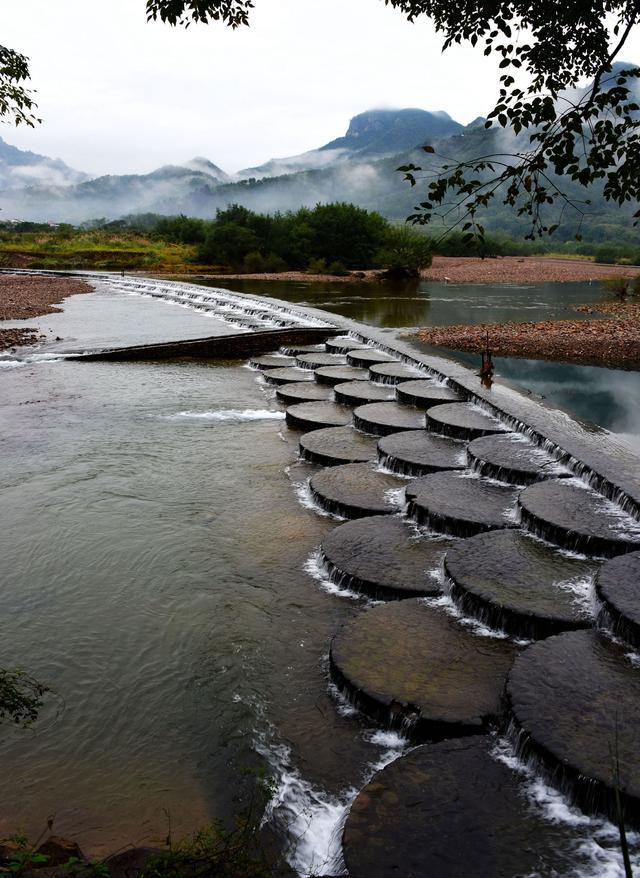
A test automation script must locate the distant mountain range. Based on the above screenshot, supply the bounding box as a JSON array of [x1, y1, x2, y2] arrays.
[[2, 77, 639, 243]]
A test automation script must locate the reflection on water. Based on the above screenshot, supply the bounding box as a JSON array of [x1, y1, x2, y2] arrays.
[[193, 277, 639, 443]]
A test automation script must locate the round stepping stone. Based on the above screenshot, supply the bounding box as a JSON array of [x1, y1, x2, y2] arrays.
[[444, 529, 597, 640], [285, 400, 352, 432], [346, 348, 399, 368], [330, 600, 516, 737], [353, 402, 425, 437], [275, 382, 331, 406], [262, 367, 314, 385], [321, 515, 452, 600], [309, 462, 404, 519], [369, 362, 424, 385], [278, 343, 326, 355], [507, 629, 640, 824], [325, 336, 368, 354], [314, 365, 370, 386], [248, 354, 296, 370], [343, 737, 577, 878], [378, 430, 467, 477], [296, 352, 347, 369], [467, 432, 565, 484], [519, 479, 640, 557], [299, 426, 378, 467], [426, 402, 508, 440], [596, 551, 640, 647], [333, 381, 395, 407], [407, 471, 519, 537], [395, 378, 461, 409]]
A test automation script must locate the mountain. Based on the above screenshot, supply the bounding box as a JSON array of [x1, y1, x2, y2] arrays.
[[237, 107, 462, 179], [0, 136, 88, 190]]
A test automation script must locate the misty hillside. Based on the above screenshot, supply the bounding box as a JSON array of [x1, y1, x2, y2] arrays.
[[2, 86, 640, 243], [0, 136, 88, 190]]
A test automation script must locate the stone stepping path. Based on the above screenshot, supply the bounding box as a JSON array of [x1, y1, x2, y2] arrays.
[[378, 430, 467, 477], [279, 343, 326, 355], [467, 432, 565, 484], [444, 529, 597, 639], [369, 362, 424, 385], [342, 737, 577, 878], [285, 400, 352, 432], [299, 426, 378, 467], [426, 402, 509, 440], [325, 336, 368, 354], [320, 515, 452, 600], [507, 629, 640, 824], [333, 381, 395, 407], [353, 402, 425, 436], [330, 600, 516, 738], [596, 551, 640, 647], [518, 478, 640, 557], [396, 379, 461, 409], [314, 365, 370, 386], [248, 354, 296, 370], [407, 471, 519, 537], [296, 352, 347, 369], [263, 366, 314, 385], [309, 462, 404, 519], [346, 348, 399, 368], [275, 382, 331, 406]]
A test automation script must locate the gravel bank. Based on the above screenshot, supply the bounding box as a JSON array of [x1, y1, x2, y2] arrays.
[[0, 274, 93, 350]]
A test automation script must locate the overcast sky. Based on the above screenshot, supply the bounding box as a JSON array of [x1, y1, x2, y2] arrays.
[[4, 0, 640, 177]]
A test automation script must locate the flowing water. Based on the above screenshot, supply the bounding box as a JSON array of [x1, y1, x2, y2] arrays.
[[199, 277, 640, 450], [2, 278, 639, 876]]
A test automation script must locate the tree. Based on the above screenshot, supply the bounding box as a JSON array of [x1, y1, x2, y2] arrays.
[[376, 225, 433, 277], [0, 45, 39, 126]]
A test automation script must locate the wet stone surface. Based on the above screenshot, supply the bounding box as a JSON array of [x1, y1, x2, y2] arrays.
[[407, 471, 519, 537], [296, 352, 347, 369], [262, 366, 315, 385], [284, 400, 353, 432], [353, 402, 425, 437], [330, 600, 516, 738], [519, 478, 640, 557], [248, 354, 296, 370], [333, 380, 395, 407], [378, 430, 467, 477], [314, 365, 370, 386], [342, 736, 577, 878], [395, 379, 461, 409], [369, 361, 424, 385], [299, 426, 378, 467], [507, 629, 640, 824], [320, 515, 452, 600], [426, 402, 509, 441], [325, 336, 368, 354], [346, 348, 399, 368], [278, 343, 326, 355], [467, 432, 566, 485], [444, 529, 597, 639], [596, 551, 640, 647], [274, 381, 331, 406], [309, 462, 405, 519]]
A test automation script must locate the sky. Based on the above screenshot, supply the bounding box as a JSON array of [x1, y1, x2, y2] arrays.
[[4, 0, 640, 178]]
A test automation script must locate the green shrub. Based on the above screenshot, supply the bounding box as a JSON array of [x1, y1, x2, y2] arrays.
[[377, 225, 432, 277], [242, 251, 265, 273], [263, 252, 288, 273], [328, 260, 350, 276], [306, 257, 328, 274]]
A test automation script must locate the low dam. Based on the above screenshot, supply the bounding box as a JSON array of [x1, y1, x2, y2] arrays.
[[3, 269, 640, 876]]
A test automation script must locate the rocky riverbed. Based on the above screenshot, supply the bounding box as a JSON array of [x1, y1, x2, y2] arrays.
[[0, 274, 92, 350]]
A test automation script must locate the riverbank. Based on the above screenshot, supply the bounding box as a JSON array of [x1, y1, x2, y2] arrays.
[[0, 274, 93, 350], [415, 300, 640, 370]]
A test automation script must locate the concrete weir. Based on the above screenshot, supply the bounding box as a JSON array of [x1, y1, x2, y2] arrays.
[[377, 430, 467, 477], [330, 600, 517, 738], [333, 380, 395, 406], [309, 462, 404, 518], [596, 551, 640, 647], [284, 400, 352, 432], [444, 529, 597, 639], [346, 348, 399, 368], [395, 378, 461, 409], [507, 629, 640, 825], [353, 401, 425, 436], [274, 381, 331, 405], [314, 365, 370, 386], [407, 471, 519, 537], [299, 426, 378, 467], [342, 737, 577, 878], [427, 402, 509, 441], [320, 515, 452, 600], [467, 432, 566, 484]]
